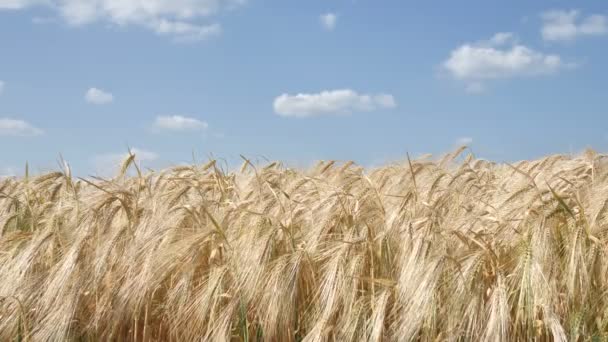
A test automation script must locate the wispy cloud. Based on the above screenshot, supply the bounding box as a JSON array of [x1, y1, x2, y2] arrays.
[[151, 20, 221, 42], [85, 87, 114, 105], [153, 115, 209, 131], [274, 89, 396, 118], [0, 0, 37, 10], [320, 13, 337, 31], [0, 0, 245, 41], [0, 80, 4, 94], [487, 32, 517, 46], [442, 32, 564, 92], [541, 10, 607, 41], [0, 117, 44, 136]]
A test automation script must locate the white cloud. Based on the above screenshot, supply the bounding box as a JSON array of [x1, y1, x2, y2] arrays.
[[0, 80, 4, 94], [153, 115, 208, 131], [0, 118, 44, 136], [320, 13, 337, 31], [273, 89, 397, 118], [541, 10, 608, 41], [85, 87, 114, 105], [0, 0, 244, 41], [442, 33, 564, 91], [443, 37, 562, 80]]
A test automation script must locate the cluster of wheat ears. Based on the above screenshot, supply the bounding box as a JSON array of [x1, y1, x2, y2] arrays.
[[1, 147, 608, 341]]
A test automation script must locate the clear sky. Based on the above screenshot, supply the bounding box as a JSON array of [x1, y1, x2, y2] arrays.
[[1, 1, 607, 176]]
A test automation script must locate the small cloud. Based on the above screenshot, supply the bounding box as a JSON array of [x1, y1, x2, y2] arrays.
[[0, 118, 44, 136], [85, 87, 114, 105], [541, 10, 608, 41], [442, 33, 564, 92], [273, 89, 397, 118], [456, 137, 473, 146], [153, 115, 209, 131], [0, 80, 4, 94], [320, 13, 337, 31]]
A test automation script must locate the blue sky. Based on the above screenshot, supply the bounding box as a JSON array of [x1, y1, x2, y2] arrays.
[[1, 1, 607, 176]]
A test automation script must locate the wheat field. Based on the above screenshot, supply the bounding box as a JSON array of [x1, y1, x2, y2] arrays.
[[1, 148, 608, 341]]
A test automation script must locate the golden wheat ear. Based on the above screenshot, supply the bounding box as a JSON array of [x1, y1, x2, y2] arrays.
[[1, 151, 606, 341]]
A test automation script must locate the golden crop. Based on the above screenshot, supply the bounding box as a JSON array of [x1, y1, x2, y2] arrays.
[[1, 148, 607, 341]]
